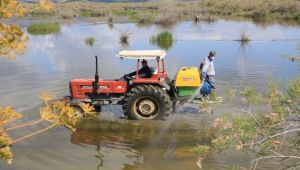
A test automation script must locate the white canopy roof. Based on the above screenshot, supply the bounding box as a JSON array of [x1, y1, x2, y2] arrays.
[[117, 50, 166, 59]]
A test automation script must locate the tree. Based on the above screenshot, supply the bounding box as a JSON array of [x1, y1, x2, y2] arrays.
[[0, 0, 26, 18], [194, 76, 300, 169], [0, 91, 96, 164]]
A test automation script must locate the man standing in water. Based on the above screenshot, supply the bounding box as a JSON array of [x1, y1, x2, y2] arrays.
[[200, 51, 216, 98], [201, 51, 216, 88]]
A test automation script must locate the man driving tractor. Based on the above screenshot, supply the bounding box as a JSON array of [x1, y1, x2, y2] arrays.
[[124, 59, 152, 78]]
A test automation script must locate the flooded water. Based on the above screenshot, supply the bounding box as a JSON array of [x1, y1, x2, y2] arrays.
[[0, 20, 299, 169]]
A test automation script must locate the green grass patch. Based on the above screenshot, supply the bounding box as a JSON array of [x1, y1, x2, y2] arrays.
[[29, 8, 53, 17], [27, 23, 60, 35], [113, 9, 137, 16], [191, 145, 211, 156], [80, 9, 105, 17], [85, 37, 95, 47], [292, 12, 300, 20], [150, 31, 173, 50], [113, 9, 140, 21]]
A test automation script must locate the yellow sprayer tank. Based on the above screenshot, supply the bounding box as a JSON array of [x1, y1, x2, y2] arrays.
[[175, 67, 202, 96]]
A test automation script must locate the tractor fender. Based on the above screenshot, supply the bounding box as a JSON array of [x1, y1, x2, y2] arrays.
[[158, 82, 171, 91], [126, 83, 170, 95]]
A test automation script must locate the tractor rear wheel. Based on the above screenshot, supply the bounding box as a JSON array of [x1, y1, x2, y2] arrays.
[[123, 85, 172, 120]]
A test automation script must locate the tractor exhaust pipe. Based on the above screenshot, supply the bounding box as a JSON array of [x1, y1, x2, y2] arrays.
[[93, 56, 99, 94]]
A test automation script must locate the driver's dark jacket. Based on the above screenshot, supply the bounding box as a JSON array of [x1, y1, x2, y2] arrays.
[[128, 66, 152, 78]]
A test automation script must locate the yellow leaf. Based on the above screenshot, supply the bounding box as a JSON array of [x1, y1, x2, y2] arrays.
[[0, 0, 26, 19], [78, 103, 96, 116], [39, 0, 54, 11], [39, 91, 55, 105], [0, 106, 22, 125]]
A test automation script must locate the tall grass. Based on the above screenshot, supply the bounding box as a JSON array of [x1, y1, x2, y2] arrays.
[[153, 14, 178, 28], [236, 30, 251, 48], [119, 31, 130, 48], [27, 23, 60, 35], [80, 9, 105, 17]]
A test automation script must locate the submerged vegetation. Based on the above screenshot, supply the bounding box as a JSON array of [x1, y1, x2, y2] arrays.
[[27, 23, 60, 35], [119, 31, 130, 48], [85, 37, 95, 47], [150, 31, 173, 50], [235, 30, 251, 48]]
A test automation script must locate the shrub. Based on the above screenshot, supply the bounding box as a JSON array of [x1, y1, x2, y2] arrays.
[[27, 23, 60, 35], [150, 31, 173, 50]]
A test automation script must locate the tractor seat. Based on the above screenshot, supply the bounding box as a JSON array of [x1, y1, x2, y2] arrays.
[[150, 67, 158, 74]]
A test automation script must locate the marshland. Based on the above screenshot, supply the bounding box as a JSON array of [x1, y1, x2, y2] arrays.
[[0, 0, 300, 170]]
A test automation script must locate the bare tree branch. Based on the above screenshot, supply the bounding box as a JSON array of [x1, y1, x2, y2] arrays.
[[250, 155, 300, 170], [257, 128, 300, 144], [10, 123, 57, 145], [5, 118, 43, 131]]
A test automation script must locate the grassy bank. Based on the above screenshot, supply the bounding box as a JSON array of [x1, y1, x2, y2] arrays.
[[199, 0, 300, 21], [20, 0, 300, 25], [21, 1, 198, 22]]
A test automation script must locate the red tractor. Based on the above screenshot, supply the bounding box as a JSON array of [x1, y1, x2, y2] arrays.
[[68, 50, 202, 120]]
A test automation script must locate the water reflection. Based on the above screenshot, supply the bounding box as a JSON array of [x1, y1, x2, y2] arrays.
[[71, 115, 211, 170]]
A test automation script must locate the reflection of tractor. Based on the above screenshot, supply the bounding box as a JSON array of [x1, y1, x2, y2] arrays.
[[68, 50, 202, 120]]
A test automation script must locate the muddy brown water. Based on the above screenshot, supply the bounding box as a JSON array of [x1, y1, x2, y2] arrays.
[[0, 20, 299, 170]]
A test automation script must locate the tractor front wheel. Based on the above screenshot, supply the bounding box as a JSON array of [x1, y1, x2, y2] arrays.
[[123, 85, 172, 120]]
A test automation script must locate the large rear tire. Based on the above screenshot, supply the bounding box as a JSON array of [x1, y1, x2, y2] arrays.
[[123, 85, 172, 120]]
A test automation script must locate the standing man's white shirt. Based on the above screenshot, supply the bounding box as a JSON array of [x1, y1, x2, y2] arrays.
[[202, 57, 215, 76]]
